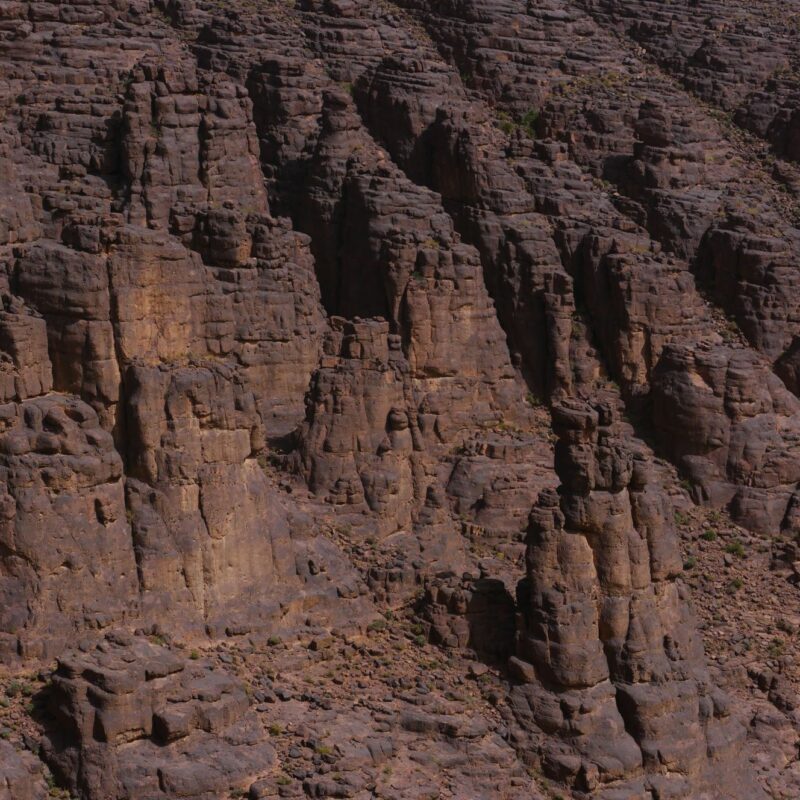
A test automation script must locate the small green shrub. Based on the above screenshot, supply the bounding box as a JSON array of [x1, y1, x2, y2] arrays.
[[496, 111, 515, 135], [769, 638, 785, 658], [674, 511, 689, 526], [725, 539, 746, 558], [521, 108, 539, 136]]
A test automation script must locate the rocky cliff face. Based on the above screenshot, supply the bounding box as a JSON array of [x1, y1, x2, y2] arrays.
[[1, 1, 799, 798]]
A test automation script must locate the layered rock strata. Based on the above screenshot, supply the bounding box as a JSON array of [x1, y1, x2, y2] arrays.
[[0, 0, 798, 798]]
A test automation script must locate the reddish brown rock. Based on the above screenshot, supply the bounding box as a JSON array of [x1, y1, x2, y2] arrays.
[[0, 0, 798, 797], [0, 741, 48, 800], [41, 632, 276, 800], [0, 395, 137, 662], [652, 343, 800, 533], [510, 399, 762, 798]]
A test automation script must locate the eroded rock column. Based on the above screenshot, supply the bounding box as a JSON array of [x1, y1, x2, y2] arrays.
[[510, 398, 762, 798]]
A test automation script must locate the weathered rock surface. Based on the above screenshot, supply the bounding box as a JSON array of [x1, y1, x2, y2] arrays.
[[652, 344, 800, 534], [41, 631, 276, 800], [0, 0, 799, 797], [0, 395, 138, 662], [0, 740, 47, 800], [509, 399, 761, 797]]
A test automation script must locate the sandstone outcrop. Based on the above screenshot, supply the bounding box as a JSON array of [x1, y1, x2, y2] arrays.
[[652, 344, 800, 534], [510, 399, 762, 798], [0, 0, 799, 797], [0, 740, 47, 800], [41, 631, 276, 800], [0, 395, 137, 662]]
